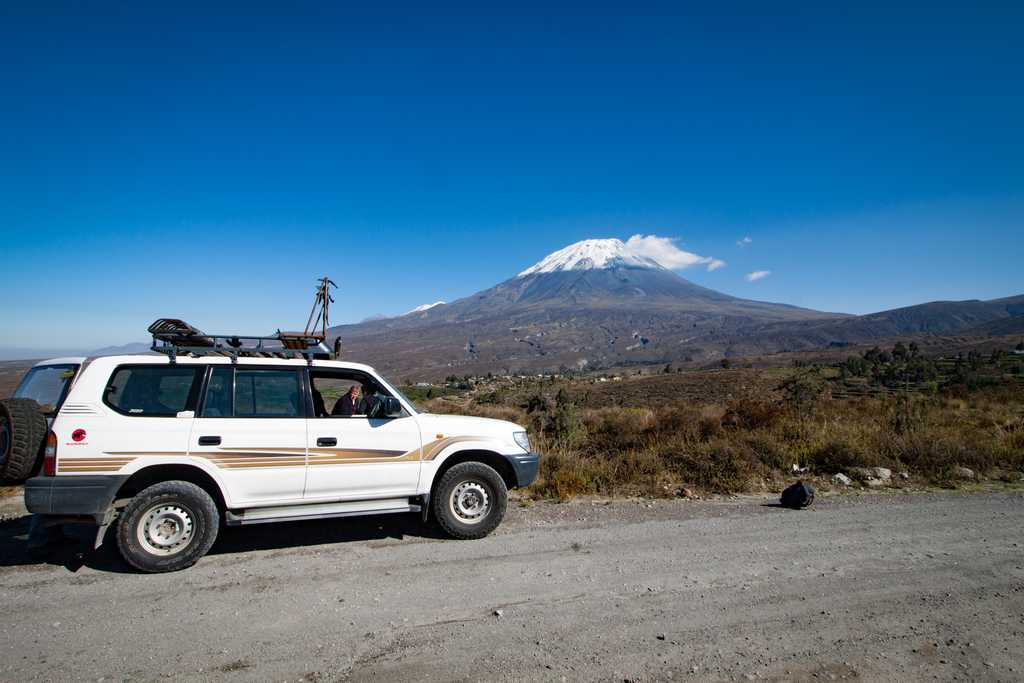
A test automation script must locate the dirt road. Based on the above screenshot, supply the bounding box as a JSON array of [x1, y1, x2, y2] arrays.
[[2, 490, 1022, 681]]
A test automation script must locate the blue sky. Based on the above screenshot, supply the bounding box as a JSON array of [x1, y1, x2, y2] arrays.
[[1, 2, 1021, 352]]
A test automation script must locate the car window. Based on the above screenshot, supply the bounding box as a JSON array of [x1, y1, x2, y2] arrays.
[[105, 366, 201, 417], [234, 369, 301, 418], [309, 370, 394, 418], [201, 367, 233, 417]]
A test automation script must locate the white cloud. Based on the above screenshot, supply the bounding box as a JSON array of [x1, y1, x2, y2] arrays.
[[625, 234, 724, 272], [745, 270, 771, 282], [737, 236, 753, 247]]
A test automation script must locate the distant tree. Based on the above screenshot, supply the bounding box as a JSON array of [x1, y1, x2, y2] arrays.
[[720, 358, 732, 369], [1017, 340, 1024, 351], [841, 356, 869, 377], [903, 356, 940, 383], [892, 342, 909, 362], [863, 346, 890, 365], [989, 349, 1004, 364], [908, 342, 920, 358], [663, 363, 673, 374]]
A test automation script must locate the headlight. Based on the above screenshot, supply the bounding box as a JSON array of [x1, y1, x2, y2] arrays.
[[513, 431, 531, 452]]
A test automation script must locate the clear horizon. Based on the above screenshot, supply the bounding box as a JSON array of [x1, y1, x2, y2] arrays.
[[1, 3, 1022, 352]]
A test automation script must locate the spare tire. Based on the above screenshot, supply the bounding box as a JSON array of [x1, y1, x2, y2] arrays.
[[0, 398, 48, 482]]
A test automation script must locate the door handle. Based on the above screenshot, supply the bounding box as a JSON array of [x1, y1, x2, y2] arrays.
[[198, 436, 221, 446], [316, 437, 337, 447]]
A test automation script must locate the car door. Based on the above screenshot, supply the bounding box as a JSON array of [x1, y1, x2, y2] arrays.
[[304, 368, 422, 500], [99, 363, 203, 473], [190, 365, 308, 506]]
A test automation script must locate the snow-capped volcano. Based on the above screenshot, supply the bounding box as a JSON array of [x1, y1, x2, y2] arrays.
[[406, 301, 445, 314], [518, 238, 665, 276]]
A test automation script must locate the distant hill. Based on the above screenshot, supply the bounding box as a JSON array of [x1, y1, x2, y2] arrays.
[[740, 295, 1024, 350], [89, 342, 153, 356]]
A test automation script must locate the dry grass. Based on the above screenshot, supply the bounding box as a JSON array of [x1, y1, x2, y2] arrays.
[[425, 377, 1024, 499]]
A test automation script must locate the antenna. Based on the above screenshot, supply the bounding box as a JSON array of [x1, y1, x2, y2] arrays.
[[304, 276, 337, 339]]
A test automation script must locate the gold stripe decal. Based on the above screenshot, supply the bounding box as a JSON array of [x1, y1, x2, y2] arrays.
[[74, 435, 492, 472]]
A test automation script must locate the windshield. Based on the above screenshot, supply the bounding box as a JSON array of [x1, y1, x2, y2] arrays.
[[14, 364, 79, 413]]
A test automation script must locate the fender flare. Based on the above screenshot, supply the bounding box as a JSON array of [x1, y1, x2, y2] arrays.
[[116, 457, 235, 509]]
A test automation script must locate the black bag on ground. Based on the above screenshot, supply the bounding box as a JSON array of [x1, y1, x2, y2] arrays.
[[780, 480, 815, 509]]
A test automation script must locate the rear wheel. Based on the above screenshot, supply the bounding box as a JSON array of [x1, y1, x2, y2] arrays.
[[0, 398, 48, 482], [116, 481, 220, 573], [433, 462, 507, 539]]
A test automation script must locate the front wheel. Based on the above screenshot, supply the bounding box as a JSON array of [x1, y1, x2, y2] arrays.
[[433, 462, 507, 539], [116, 481, 220, 573]]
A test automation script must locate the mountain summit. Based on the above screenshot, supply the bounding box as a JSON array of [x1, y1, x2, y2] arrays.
[[518, 238, 665, 276], [329, 238, 1021, 378], [330, 237, 838, 377]]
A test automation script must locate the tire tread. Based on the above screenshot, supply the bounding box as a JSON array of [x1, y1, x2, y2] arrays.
[[116, 480, 220, 573], [0, 398, 48, 482], [432, 461, 507, 540]]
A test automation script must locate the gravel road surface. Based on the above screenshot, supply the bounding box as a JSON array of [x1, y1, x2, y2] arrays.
[[2, 490, 1022, 681]]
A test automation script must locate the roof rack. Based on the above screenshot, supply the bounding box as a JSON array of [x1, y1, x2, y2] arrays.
[[149, 318, 333, 364]]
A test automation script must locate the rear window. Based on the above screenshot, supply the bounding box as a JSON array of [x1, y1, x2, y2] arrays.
[[104, 366, 201, 417], [14, 364, 79, 412]]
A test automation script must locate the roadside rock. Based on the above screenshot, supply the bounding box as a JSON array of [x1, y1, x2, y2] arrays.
[[954, 466, 975, 480], [849, 467, 891, 486], [871, 467, 892, 481], [832, 473, 853, 486], [899, 472, 910, 480]]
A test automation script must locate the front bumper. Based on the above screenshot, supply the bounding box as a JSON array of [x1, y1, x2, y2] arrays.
[[503, 451, 540, 488], [24, 474, 127, 518]]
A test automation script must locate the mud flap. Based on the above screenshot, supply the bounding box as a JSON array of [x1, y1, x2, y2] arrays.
[[93, 505, 121, 549]]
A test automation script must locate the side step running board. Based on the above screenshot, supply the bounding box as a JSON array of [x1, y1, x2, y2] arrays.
[[225, 498, 420, 526]]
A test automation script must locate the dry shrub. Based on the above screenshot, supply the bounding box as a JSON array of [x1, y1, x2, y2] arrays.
[[585, 407, 656, 451], [722, 398, 783, 430], [456, 378, 1024, 499], [889, 430, 1002, 483], [699, 413, 723, 441], [810, 441, 881, 473], [667, 442, 758, 493], [742, 433, 790, 471], [656, 404, 705, 441]]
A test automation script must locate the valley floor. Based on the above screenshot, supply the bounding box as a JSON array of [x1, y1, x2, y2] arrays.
[[2, 490, 1023, 681]]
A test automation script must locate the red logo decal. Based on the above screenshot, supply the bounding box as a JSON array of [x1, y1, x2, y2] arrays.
[[71, 429, 87, 442]]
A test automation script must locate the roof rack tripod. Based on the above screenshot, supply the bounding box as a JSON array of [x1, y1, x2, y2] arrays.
[[149, 277, 339, 364]]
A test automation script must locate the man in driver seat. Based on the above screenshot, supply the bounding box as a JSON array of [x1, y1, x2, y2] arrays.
[[332, 385, 361, 416]]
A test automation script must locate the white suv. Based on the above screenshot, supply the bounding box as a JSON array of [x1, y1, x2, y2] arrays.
[[25, 355, 538, 572]]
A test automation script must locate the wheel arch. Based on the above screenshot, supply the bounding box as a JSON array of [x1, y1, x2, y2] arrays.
[[430, 449, 517, 497], [115, 464, 228, 512]]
